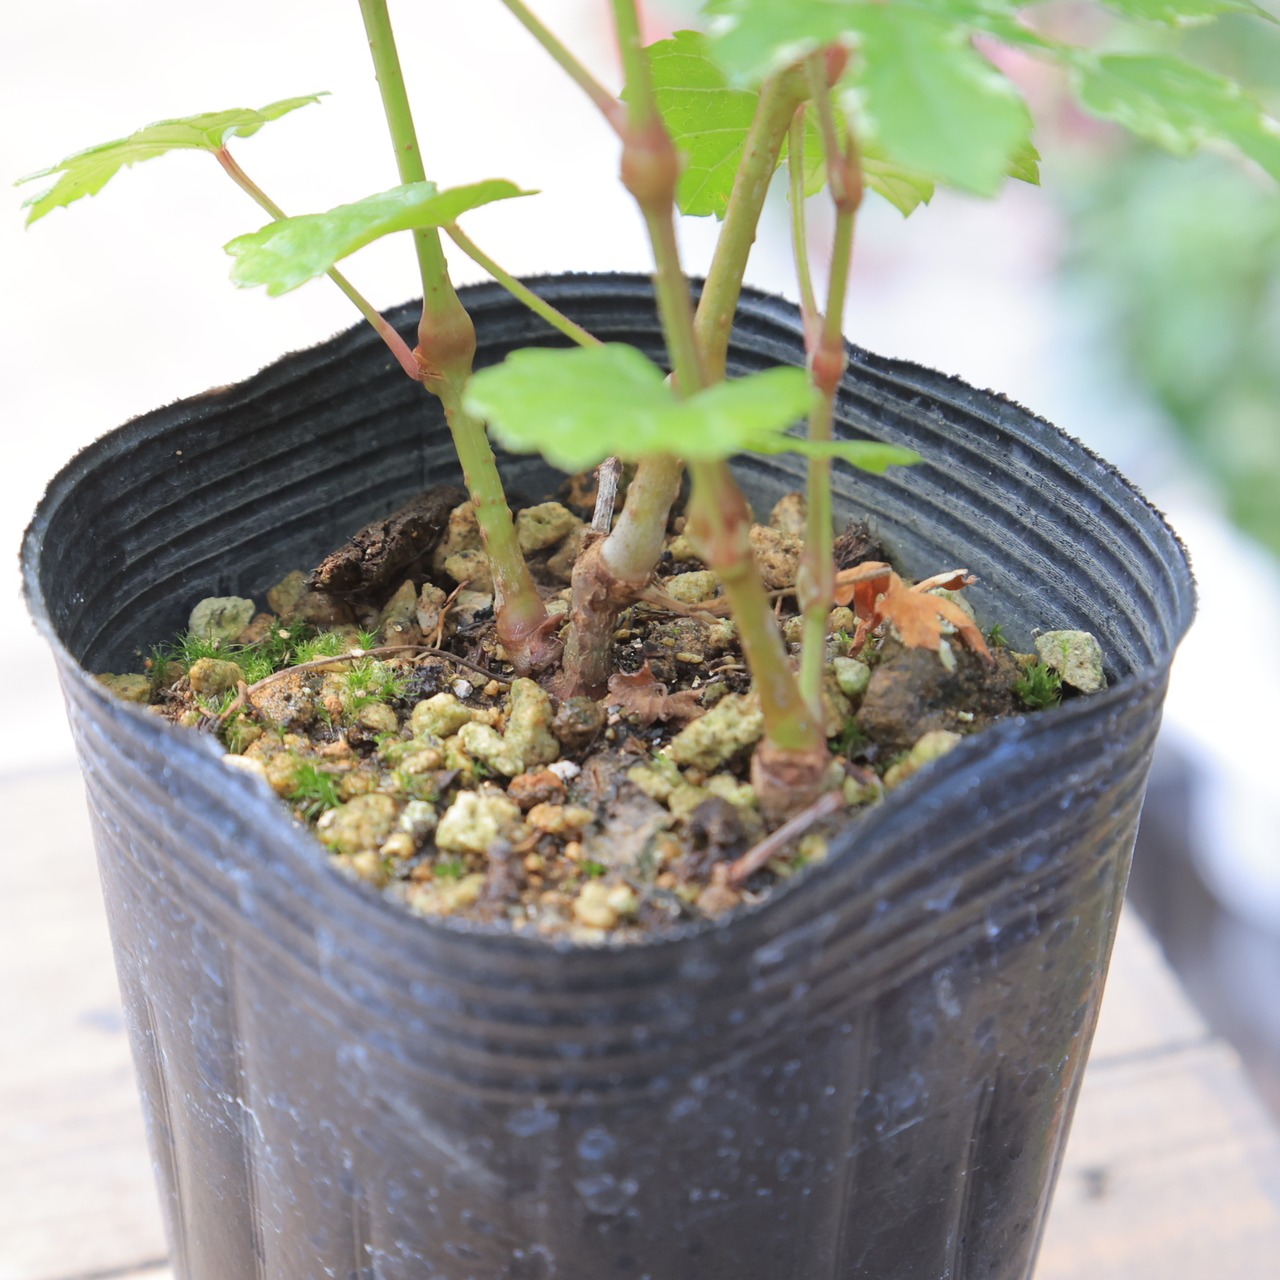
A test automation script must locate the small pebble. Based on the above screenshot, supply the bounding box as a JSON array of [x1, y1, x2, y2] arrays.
[[508, 769, 566, 810]]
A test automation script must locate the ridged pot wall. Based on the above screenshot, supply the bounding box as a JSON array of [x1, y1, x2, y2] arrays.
[[23, 275, 1194, 1280]]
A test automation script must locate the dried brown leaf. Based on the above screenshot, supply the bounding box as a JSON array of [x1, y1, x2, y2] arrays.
[[607, 662, 704, 726], [834, 563, 990, 660]]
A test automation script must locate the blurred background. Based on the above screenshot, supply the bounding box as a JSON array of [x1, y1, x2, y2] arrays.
[[2, 0, 1277, 1123]]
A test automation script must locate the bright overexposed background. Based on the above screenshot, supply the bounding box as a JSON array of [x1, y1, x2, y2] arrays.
[[3, 1, 1278, 1104]]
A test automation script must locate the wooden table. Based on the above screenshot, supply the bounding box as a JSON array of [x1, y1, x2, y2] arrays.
[[4, 769, 1279, 1280]]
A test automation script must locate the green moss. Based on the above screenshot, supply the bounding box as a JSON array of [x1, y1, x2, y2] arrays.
[[294, 630, 351, 665], [286, 761, 343, 821], [156, 621, 318, 688], [340, 659, 408, 717], [831, 717, 868, 758], [1014, 661, 1062, 711]]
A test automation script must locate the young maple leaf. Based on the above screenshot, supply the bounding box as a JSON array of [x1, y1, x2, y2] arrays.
[[834, 562, 990, 660]]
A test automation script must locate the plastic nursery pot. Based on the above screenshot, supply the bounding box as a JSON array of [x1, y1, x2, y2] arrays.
[[24, 274, 1193, 1280]]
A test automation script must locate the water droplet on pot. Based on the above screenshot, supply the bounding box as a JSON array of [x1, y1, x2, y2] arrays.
[[506, 1106, 559, 1137], [576, 1127, 616, 1161], [933, 970, 962, 1019], [511, 1243, 557, 1278], [668, 1095, 698, 1121], [573, 1173, 637, 1215], [924, 879, 959, 912]]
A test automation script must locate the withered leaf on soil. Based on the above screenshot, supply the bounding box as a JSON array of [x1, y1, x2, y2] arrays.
[[606, 662, 704, 726], [834, 561, 990, 659]]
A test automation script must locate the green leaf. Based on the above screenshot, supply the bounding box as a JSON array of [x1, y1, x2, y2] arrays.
[[647, 30, 761, 218], [861, 143, 935, 215], [702, 1, 1032, 195], [702, 0, 1045, 83], [1095, 0, 1276, 28], [466, 344, 917, 476], [747, 433, 922, 472], [643, 30, 827, 219], [1007, 137, 1042, 186], [17, 94, 325, 225], [1071, 54, 1280, 183], [225, 180, 533, 295], [702, 0, 859, 86], [844, 5, 1033, 196], [465, 344, 814, 471], [938, 3, 1066, 55]]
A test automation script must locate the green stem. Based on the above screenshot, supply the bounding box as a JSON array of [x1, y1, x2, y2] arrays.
[[797, 394, 838, 712], [694, 68, 807, 382], [499, 0, 622, 127], [797, 66, 863, 713], [599, 454, 683, 583], [610, 0, 704, 393], [640, 210, 706, 393], [786, 109, 819, 346], [437, 383, 556, 662], [359, 0, 551, 669], [214, 148, 420, 381], [445, 225, 601, 348], [688, 460, 822, 754]]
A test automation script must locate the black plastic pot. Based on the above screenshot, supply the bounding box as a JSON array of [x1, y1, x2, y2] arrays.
[[24, 274, 1194, 1280]]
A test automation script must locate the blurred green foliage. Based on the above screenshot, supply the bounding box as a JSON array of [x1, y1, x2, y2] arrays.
[[1063, 10, 1280, 557]]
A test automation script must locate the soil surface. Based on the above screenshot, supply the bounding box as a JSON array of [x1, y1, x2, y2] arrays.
[[96, 484, 1103, 942]]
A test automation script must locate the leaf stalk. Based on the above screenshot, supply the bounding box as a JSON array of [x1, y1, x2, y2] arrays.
[[499, 0, 623, 128], [445, 225, 602, 348], [213, 147, 420, 381]]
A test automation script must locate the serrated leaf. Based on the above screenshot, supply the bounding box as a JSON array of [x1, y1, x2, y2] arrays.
[[18, 95, 325, 225], [643, 30, 827, 219], [845, 6, 1033, 196], [934, 2, 1066, 54], [1072, 54, 1280, 183], [702, 1, 1032, 195], [703, 0, 862, 86], [1095, 0, 1276, 28], [647, 30, 761, 218], [702, 0, 1045, 84], [464, 344, 814, 471], [225, 180, 533, 295], [861, 144, 935, 215], [1007, 137, 1041, 185]]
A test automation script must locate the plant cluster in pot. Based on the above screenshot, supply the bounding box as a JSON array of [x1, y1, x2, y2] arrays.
[[26, 0, 1276, 1275]]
